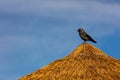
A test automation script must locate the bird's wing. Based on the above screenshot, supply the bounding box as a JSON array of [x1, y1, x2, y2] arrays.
[[85, 33, 96, 42], [86, 33, 92, 38], [83, 32, 93, 40]]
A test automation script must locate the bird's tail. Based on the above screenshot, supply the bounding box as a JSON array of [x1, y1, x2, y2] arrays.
[[91, 39, 97, 43]]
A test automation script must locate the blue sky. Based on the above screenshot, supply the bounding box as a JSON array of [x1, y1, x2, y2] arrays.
[[0, 0, 120, 80]]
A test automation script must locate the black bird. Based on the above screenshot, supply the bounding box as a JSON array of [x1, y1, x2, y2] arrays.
[[77, 28, 97, 43]]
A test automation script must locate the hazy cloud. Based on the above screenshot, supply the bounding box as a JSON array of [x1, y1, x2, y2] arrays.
[[0, 0, 120, 37]]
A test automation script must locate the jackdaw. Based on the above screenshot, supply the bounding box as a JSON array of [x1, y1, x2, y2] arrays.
[[77, 28, 97, 43]]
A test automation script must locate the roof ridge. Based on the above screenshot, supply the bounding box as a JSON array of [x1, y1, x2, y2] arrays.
[[67, 43, 108, 58]]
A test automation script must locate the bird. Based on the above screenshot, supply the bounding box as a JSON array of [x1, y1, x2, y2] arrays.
[[77, 28, 97, 43]]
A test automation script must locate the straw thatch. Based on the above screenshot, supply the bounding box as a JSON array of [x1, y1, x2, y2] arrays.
[[19, 43, 120, 80]]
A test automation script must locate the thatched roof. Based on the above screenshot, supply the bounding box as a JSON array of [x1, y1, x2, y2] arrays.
[[19, 43, 120, 80]]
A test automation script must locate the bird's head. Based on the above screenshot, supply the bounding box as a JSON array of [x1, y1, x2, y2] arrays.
[[77, 28, 85, 33]]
